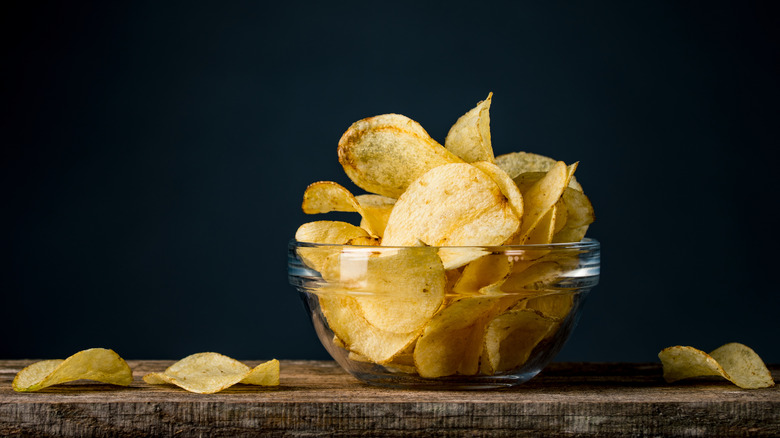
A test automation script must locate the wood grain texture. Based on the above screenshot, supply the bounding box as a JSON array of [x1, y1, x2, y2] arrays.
[[1, 360, 777, 437]]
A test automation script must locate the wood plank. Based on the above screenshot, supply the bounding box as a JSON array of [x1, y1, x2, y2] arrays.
[[0, 360, 777, 437]]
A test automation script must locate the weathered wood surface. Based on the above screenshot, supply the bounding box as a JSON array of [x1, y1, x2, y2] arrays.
[[0, 360, 777, 437]]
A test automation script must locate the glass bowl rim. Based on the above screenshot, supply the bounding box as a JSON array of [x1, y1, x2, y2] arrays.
[[290, 237, 599, 251]]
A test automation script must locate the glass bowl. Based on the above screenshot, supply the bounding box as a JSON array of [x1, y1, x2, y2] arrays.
[[288, 239, 600, 389]]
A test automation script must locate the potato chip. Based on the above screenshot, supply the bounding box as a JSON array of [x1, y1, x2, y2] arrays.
[[525, 292, 575, 321], [516, 162, 575, 244], [301, 182, 395, 237], [482, 309, 558, 374], [346, 235, 381, 246], [319, 294, 419, 364], [301, 181, 362, 215], [496, 151, 582, 190], [13, 348, 132, 392], [453, 254, 512, 295], [337, 246, 446, 334], [143, 353, 279, 394], [445, 93, 494, 163], [414, 296, 499, 378], [499, 261, 564, 298], [355, 194, 396, 237], [338, 114, 463, 198], [382, 163, 520, 269], [659, 343, 774, 389], [471, 161, 524, 219], [553, 187, 595, 243], [295, 220, 370, 273]]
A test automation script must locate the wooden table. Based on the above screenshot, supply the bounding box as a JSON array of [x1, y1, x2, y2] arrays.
[[1, 360, 777, 437]]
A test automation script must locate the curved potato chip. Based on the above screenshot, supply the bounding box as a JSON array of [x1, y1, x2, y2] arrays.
[[445, 93, 494, 163], [453, 254, 512, 295], [414, 296, 500, 378], [338, 114, 463, 198], [525, 292, 575, 320], [302, 181, 362, 214], [302, 182, 395, 236], [295, 221, 370, 273], [471, 161, 524, 219], [319, 294, 419, 364], [143, 353, 279, 394], [356, 194, 396, 237], [496, 152, 582, 190], [499, 261, 564, 298], [516, 162, 575, 243], [483, 309, 558, 374], [659, 343, 774, 389], [340, 246, 445, 334], [346, 235, 381, 246], [553, 187, 595, 243], [382, 163, 520, 269], [13, 348, 132, 392]]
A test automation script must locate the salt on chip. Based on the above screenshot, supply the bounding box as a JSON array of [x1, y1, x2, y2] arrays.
[[143, 353, 279, 394], [382, 163, 520, 269], [658, 343, 774, 389], [445, 92, 494, 163], [13, 348, 132, 392], [338, 114, 463, 198]]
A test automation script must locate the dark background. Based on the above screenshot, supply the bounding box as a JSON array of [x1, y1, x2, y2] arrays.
[[2, 1, 778, 363]]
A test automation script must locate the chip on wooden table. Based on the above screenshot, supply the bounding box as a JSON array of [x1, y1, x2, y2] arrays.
[[658, 343, 774, 389], [143, 353, 279, 394], [13, 348, 132, 392]]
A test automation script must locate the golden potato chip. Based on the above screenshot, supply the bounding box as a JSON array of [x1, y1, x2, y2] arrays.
[[453, 254, 512, 295], [482, 309, 558, 374], [13, 348, 132, 392], [295, 220, 370, 273], [659, 343, 774, 389], [382, 163, 520, 269], [516, 162, 575, 244], [301, 181, 362, 215], [301, 181, 395, 237], [414, 296, 499, 378], [499, 261, 564, 298], [496, 152, 582, 190], [445, 93, 494, 163], [336, 246, 446, 334], [471, 161, 524, 219], [338, 114, 463, 198], [355, 194, 396, 237], [553, 187, 595, 243], [525, 292, 574, 320], [346, 235, 381, 246], [143, 353, 279, 394], [295, 220, 369, 244], [319, 293, 419, 364]]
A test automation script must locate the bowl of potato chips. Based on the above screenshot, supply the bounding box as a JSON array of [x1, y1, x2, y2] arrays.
[[290, 240, 599, 388], [289, 93, 600, 388]]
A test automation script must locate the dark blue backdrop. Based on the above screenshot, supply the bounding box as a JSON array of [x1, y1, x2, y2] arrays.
[[2, 1, 778, 363]]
